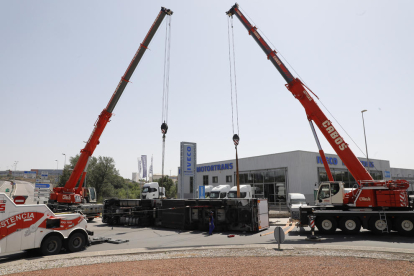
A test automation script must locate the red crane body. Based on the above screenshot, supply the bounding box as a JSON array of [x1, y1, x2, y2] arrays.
[[226, 4, 409, 207], [50, 7, 173, 204]]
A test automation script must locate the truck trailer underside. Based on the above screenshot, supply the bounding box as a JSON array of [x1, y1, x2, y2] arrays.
[[103, 198, 269, 233]]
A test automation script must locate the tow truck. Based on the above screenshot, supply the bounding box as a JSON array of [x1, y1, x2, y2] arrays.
[[0, 193, 91, 255], [226, 3, 413, 236]]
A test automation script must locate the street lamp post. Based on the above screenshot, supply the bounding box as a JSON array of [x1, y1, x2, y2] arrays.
[[361, 110, 370, 173], [62, 153, 66, 169], [55, 160, 58, 170]]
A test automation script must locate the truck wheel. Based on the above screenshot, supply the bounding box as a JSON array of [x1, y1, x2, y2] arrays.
[[316, 217, 337, 234], [66, 233, 86, 253], [395, 217, 414, 236], [369, 217, 389, 234], [40, 235, 62, 256], [339, 217, 361, 234]]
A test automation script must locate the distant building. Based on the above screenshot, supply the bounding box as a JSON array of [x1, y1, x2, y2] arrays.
[[132, 172, 139, 182]]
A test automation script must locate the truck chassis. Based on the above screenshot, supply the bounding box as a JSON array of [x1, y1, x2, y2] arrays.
[[103, 198, 269, 233]]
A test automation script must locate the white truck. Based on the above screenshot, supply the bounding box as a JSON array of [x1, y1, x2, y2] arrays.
[[209, 185, 231, 199], [0, 193, 91, 255], [227, 185, 256, 199], [141, 182, 166, 199], [287, 193, 308, 220]]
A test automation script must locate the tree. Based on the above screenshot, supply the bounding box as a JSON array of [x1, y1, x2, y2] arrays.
[[157, 176, 177, 198], [87, 156, 119, 200]]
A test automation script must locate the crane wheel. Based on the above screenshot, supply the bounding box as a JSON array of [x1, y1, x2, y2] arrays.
[[369, 216, 389, 234], [339, 217, 361, 234], [395, 217, 414, 236], [316, 217, 337, 234]]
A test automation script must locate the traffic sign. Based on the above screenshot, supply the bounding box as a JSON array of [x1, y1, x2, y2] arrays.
[[274, 226, 285, 250], [36, 179, 50, 183], [13, 196, 27, 205], [35, 183, 51, 189]]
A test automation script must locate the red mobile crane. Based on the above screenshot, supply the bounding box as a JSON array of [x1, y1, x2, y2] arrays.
[[49, 7, 173, 208], [226, 4, 413, 235]]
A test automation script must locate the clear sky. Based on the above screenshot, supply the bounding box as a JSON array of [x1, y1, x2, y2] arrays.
[[1, 0, 413, 179]]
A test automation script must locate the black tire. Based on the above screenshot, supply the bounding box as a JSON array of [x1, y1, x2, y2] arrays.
[[40, 235, 62, 256], [66, 232, 86, 253], [339, 217, 361, 234], [369, 216, 389, 234], [87, 218, 94, 222], [316, 217, 337, 234], [395, 217, 414, 236]]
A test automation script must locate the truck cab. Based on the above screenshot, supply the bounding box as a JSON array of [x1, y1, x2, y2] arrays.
[[316, 181, 345, 206], [209, 185, 231, 199], [287, 193, 307, 220], [142, 182, 166, 199], [227, 185, 256, 199], [82, 187, 97, 203]]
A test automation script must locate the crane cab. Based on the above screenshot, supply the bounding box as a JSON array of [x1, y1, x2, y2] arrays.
[[316, 182, 345, 206]]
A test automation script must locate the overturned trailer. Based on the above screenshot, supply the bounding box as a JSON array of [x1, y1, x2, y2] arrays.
[[102, 198, 269, 233]]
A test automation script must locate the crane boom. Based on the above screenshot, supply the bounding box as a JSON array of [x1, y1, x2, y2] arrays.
[[226, 3, 373, 183], [51, 7, 173, 204]]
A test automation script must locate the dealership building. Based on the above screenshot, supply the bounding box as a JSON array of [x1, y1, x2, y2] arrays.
[[178, 148, 414, 204]]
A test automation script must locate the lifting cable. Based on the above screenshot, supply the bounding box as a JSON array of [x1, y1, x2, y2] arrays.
[[227, 16, 241, 198], [161, 16, 172, 190]]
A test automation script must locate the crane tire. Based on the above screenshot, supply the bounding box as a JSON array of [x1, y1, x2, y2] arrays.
[[316, 217, 337, 234], [339, 217, 361, 234], [66, 232, 86, 253], [395, 217, 414, 236], [40, 235, 62, 256], [369, 216, 389, 234]]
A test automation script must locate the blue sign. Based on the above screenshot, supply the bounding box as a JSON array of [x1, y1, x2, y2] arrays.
[[197, 163, 233, 172], [185, 145, 194, 175], [384, 171, 391, 178], [360, 160, 374, 168], [317, 156, 338, 165], [199, 186, 205, 198], [35, 183, 50, 189]]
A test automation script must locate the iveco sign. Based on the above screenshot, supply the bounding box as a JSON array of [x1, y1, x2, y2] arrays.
[[317, 156, 338, 165], [197, 163, 233, 172], [317, 156, 374, 167]]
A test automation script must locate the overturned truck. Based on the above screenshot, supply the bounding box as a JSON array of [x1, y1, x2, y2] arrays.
[[102, 198, 269, 233]]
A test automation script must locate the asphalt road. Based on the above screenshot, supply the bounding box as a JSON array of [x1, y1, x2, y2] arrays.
[[82, 218, 414, 253], [12, 180, 35, 204]]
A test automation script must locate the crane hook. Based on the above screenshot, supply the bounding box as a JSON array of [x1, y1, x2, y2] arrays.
[[233, 134, 239, 146], [161, 121, 168, 135]]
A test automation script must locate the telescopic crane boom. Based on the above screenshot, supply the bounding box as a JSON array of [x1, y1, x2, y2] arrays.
[[225, 3, 373, 183], [50, 7, 173, 204]]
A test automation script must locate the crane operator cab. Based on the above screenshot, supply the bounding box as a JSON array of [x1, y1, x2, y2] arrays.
[[316, 182, 345, 206]]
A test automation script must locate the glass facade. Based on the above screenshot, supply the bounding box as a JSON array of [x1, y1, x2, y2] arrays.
[[235, 168, 287, 204], [318, 167, 383, 188]]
